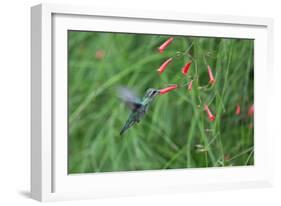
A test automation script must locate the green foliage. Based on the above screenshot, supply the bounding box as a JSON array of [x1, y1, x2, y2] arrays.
[[68, 31, 254, 173]]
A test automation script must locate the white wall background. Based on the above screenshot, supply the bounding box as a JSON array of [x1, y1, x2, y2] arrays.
[[0, 0, 280, 205]]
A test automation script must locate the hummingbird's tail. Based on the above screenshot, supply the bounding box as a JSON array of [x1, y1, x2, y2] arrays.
[[120, 120, 136, 135], [119, 127, 126, 136]]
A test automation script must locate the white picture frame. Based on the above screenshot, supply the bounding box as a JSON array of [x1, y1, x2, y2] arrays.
[[31, 3, 274, 202]]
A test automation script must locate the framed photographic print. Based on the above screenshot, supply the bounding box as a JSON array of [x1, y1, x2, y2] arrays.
[[31, 3, 274, 201]]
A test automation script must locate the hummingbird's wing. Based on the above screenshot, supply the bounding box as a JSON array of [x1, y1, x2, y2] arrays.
[[117, 87, 142, 111]]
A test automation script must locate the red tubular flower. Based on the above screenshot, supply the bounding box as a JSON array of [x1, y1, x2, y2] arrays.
[[235, 104, 241, 115], [188, 80, 193, 91], [157, 58, 173, 74], [181, 61, 192, 75], [204, 105, 215, 121], [158, 37, 174, 53], [248, 104, 254, 116], [207, 65, 216, 85], [159, 85, 177, 95]]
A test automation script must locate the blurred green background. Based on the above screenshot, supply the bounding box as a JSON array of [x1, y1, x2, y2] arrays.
[[68, 30, 254, 174]]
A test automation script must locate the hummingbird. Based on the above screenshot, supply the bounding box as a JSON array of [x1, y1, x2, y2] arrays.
[[118, 87, 160, 135]]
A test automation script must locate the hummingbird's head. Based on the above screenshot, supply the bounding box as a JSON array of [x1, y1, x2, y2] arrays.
[[144, 88, 160, 100]]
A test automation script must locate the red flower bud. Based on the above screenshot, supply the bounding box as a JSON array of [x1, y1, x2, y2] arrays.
[[181, 61, 192, 75], [158, 37, 174, 53], [188, 80, 193, 91], [235, 104, 241, 115], [248, 104, 254, 116], [207, 65, 216, 85], [157, 58, 173, 74], [204, 105, 215, 121], [159, 85, 177, 95], [95, 49, 105, 60]]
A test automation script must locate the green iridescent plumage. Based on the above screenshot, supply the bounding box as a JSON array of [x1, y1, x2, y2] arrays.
[[119, 87, 160, 135]]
